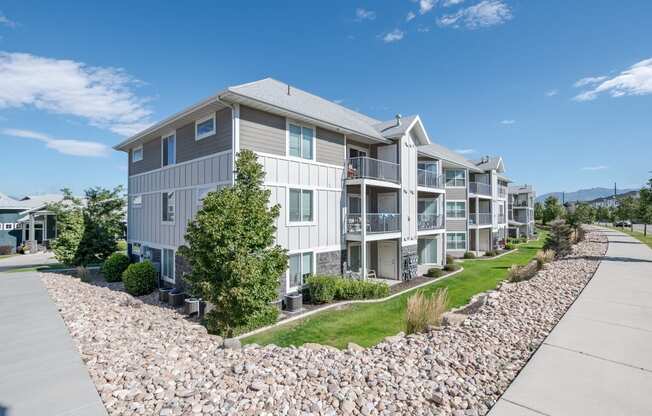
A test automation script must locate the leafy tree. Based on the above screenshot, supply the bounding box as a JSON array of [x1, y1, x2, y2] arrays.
[[544, 220, 573, 258], [542, 196, 564, 225], [565, 203, 595, 242], [47, 189, 84, 265], [75, 186, 126, 265], [638, 179, 652, 236], [614, 196, 639, 224], [595, 206, 613, 223], [534, 202, 544, 223], [179, 150, 287, 337]]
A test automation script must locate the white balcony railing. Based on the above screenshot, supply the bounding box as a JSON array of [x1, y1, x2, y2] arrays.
[[469, 213, 492, 225], [417, 170, 443, 189], [498, 186, 508, 198], [469, 182, 492, 196], [417, 213, 444, 231], [347, 157, 399, 183], [346, 213, 400, 234]]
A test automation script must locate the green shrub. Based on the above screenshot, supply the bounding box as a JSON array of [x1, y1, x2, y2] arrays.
[[463, 251, 476, 259], [306, 275, 390, 304], [101, 252, 130, 282], [505, 242, 516, 250], [425, 268, 444, 278], [544, 220, 573, 258], [122, 261, 157, 296], [444, 263, 460, 272], [76, 266, 92, 283], [484, 250, 497, 257], [117, 240, 128, 252], [445, 254, 455, 265]]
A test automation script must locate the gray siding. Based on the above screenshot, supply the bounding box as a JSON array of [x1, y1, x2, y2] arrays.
[[239, 106, 285, 155], [446, 219, 467, 232], [176, 108, 232, 163], [316, 127, 344, 166], [445, 187, 467, 200], [129, 138, 162, 176]]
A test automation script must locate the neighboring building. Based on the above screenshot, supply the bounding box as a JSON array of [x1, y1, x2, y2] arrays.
[[587, 190, 638, 209], [508, 184, 536, 238], [0, 193, 61, 253], [113, 78, 523, 299], [467, 156, 510, 253]]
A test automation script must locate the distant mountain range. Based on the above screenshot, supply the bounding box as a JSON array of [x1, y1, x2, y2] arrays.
[[536, 187, 639, 203]]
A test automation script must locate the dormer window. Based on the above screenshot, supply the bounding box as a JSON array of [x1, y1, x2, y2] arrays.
[[195, 114, 216, 141]]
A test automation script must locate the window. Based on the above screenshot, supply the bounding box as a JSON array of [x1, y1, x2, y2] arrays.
[[288, 251, 313, 291], [445, 169, 465, 187], [447, 233, 467, 250], [446, 201, 466, 218], [162, 192, 175, 222], [132, 195, 142, 208], [162, 248, 175, 283], [132, 243, 141, 256], [195, 114, 216, 141], [4, 223, 15, 231], [162, 133, 176, 166], [418, 238, 438, 264], [418, 161, 438, 173], [132, 146, 143, 162], [348, 194, 361, 214], [288, 123, 314, 159], [289, 189, 313, 223], [349, 244, 361, 272]]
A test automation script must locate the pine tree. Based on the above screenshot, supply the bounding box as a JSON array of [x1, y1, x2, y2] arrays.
[[544, 220, 573, 258], [180, 150, 287, 336]]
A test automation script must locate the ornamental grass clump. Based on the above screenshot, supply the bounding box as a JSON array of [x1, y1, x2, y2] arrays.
[[508, 260, 539, 283], [76, 266, 92, 283], [405, 288, 449, 335], [535, 249, 555, 269]]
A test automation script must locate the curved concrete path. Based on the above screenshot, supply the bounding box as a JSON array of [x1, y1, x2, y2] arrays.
[[0, 272, 107, 416], [490, 228, 652, 416]]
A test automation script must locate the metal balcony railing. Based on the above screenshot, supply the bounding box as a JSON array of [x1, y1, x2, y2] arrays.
[[417, 213, 444, 230], [469, 213, 492, 225], [498, 186, 508, 198], [346, 213, 400, 234], [417, 170, 443, 189], [469, 182, 492, 196], [497, 214, 506, 224], [347, 157, 399, 183]]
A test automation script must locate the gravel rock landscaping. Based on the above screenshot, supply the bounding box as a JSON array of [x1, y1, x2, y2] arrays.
[[42, 230, 607, 416]]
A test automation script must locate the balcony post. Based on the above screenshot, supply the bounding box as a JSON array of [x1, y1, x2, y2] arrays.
[[360, 181, 367, 280], [475, 196, 480, 255]]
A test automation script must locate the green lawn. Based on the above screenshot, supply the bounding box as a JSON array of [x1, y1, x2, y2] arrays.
[[3, 263, 67, 273], [243, 232, 546, 349], [608, 225, 652, 250]]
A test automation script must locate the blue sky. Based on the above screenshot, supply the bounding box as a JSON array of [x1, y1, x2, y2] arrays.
[[0, 0, 651, 197]]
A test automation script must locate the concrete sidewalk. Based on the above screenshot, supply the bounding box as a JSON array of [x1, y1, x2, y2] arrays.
[[489, 229, 652, 416], [0, 272, 107, 416]]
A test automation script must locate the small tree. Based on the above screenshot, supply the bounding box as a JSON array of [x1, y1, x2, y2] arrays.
[[534, 202, 544, 223], [542, 196, 564, 225], [75, 186, 126, 265], [614, 196, 639, 226], [565, 203, 595, 241], [544, 220, 573, 258], [48, 189, 84, 265], [637, 178, 652, 236], [180, 150, 287, 337]]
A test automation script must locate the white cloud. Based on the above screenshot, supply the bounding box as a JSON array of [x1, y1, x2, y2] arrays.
[[417, 26, 431, 32], [0, 12, 17, 28], [2, 128, 109, 157], [573, 58, 652, 102], [406, 11, 416, 21], [545, 89, 559, 97], [0, 52, 152, 136], [355, 8, 376, 21], [419, 0, 436, 14], [438, 0, 512, 29], [383, 29, 404, 43], [443, 0, 465, 6], [500, 119, 516, 125], [455, 148, 475, 154], [581, 165, 608, 171]]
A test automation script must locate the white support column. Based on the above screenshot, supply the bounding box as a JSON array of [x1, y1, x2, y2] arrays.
[[476, 196, 480, 254], [361, 181, 367, 280], [29, 214, 35, 251]]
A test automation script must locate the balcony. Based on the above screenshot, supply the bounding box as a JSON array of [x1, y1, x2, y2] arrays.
[[347, 157, 399, 183], [497, 214, 506, 224], [513, 200, 530, 208], [498, 186, 508, 199], [469, 182, 492, 196], [347, 213, 400, 234], [417, 170, 443, 189], [469, 213, 492, 226], [418, 213, 444, 231]]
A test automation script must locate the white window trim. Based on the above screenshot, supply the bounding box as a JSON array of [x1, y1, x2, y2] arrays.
[[161, 192, 176, 225], [286, 186, 317, 226], [4, 223, 15, 230], [446, 232, 467, 250], [132, 195, 142, 208], [195, 113, 216, 141], [444, 169, 466, 188], [445, 199, 467, 219], [286, 249, 315, 293], [418, 235, 440, 265], [132, 146, 143, 163], [161, 132, 176, 166], [286, 119, 317, 162], [161, 248, 176, 284]]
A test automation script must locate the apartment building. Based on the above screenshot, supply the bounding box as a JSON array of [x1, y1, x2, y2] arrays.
[[508, 184, 536, 238], [115, 78, 473, 296]]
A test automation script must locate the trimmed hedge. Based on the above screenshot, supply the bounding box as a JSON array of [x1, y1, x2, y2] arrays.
[[122, 261, 157, 296], [306, 275, 390, 304], [101, 252, 130, 282]]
